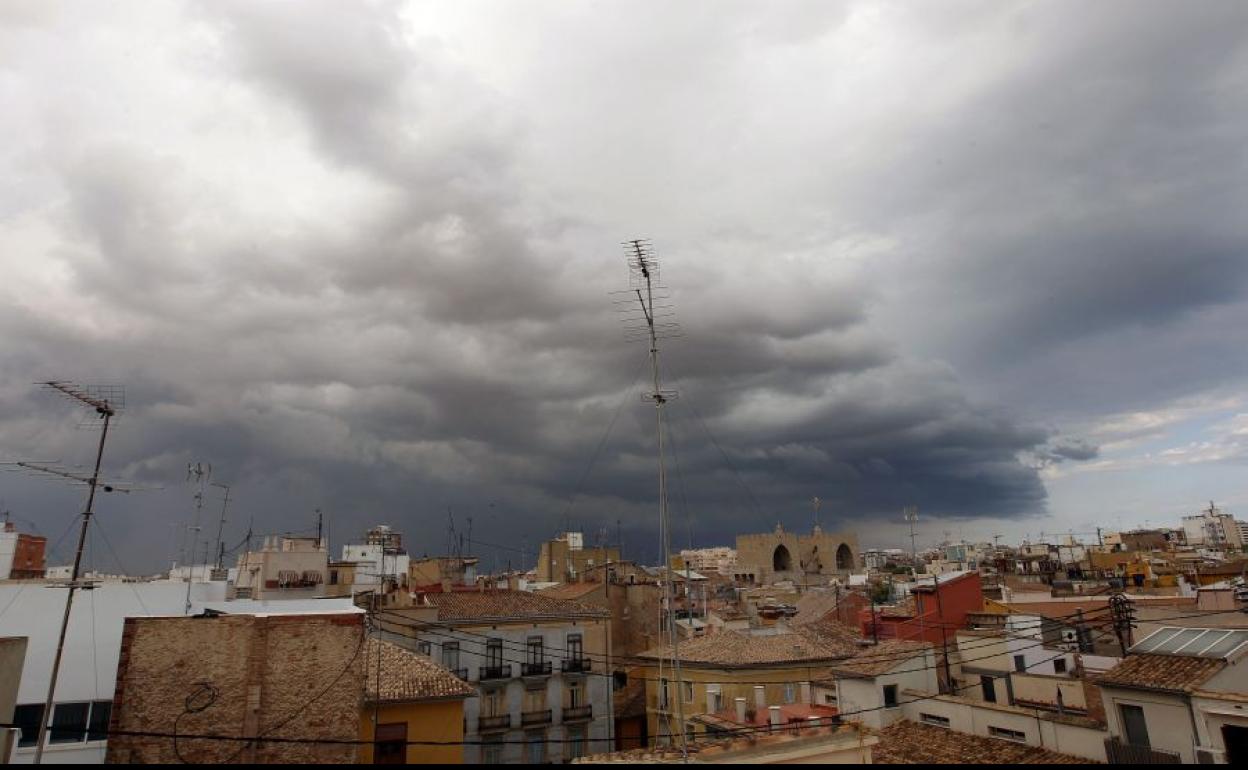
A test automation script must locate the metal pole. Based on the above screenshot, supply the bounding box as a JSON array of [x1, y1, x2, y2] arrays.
[[34, 410, 111, 764]]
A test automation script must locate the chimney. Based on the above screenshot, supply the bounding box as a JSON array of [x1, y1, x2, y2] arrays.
[[800, 681, 812, 705], [768, 705, 782, 731], [734, 697, 747, 723], [754, 685, 766, 711], [507, 573, 520, 591]]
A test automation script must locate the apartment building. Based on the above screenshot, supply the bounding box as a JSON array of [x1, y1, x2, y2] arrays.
[[231, 534, 328, 600], [1097, 626, 1248, 763], [378, 589, 613, 764], [0, 522, 46, 580], [361, 638, 474, 764], [634, 621, 861, 744]]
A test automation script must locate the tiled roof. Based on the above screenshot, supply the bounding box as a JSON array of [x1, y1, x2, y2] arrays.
[[1095, 653, 1226, 693], [873, 720, 1095, 764], [537, 582, 608, 602], [636, 626, 857, 668], [365, 638, 474, 702], [424, 589, 610, 621], [831, 639, 931, 678]]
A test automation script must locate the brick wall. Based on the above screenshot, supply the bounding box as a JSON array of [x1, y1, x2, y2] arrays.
[[106, 612, 364, 764]]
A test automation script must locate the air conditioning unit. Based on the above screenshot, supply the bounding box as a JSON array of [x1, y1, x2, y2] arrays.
[[1196, 747, 1226, 764]]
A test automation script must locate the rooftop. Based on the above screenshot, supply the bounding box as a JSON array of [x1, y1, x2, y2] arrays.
[[637, 626, 859, 668], [830, 639, 932, 678], [872, 720, 1096, 764], [365, 638, 474, 703], [1095, 653, 1226, 693], [423, 589, 610, 622]]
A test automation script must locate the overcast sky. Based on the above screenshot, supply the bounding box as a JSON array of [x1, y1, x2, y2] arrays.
[[3, 1, 1248, 572]]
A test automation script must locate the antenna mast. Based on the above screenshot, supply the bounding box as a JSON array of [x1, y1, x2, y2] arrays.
[[211, 482, 231, 573], [32, 381, 120, 764], [617, 239, 687, 759]]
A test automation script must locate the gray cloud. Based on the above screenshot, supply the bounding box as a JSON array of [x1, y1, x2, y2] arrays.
[[3, 1, 1243, 570]]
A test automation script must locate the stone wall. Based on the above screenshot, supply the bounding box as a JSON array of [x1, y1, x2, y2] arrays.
[[735, 526, 859, 585], [106, 612, 364, 764]]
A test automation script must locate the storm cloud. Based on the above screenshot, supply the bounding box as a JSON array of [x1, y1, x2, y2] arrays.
[[3, 1, 1248, 570]]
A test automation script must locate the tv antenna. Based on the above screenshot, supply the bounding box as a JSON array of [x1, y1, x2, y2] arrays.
[[27, 381, 121, 764], [211, 482, 232, 572], [183, 462, 212, 581], [614, 238, 686, 760]]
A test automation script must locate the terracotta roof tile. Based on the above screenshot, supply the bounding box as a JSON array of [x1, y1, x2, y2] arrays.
[[637, 626, 857, 668], [873, 720, 1095, 764], [537, 582, 609, 602], [365, 639, 475, 702], [1095, 653, 1225, 693], [831, 639, 932, 678], [425, 589, 610, 621]]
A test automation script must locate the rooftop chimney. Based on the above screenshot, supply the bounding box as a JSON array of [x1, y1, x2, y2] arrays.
[[734, 697, 747, 723], [768, 705, 782, 731], [754, 685, 766, 711]]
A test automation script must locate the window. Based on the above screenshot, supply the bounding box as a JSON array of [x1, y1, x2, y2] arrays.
[[329, 569, 339, 585], [417, 640, 431, 656], [660, 678, 670, 709], [823, 693, 837, 705], [682, 680, 693, 704], [50, 702, 90, 744], [567, 633, 584, 661], [784, 682, 796, 704], [989, 726, 1027, 743], [528, 636, 545, 664], [567, 726, 586, 759], [524, 687, 547, 713], [442, 641, 460, 671], [613, 670, 628, 690], [482, 735, 504, 765], [486, 638, 504, 667], [882, 684, 898, 708], [1053, 658, 1067, 674], [1013, 655, 1026, 673], [526, 730, 546, 764], [568, 681, 585, 709], [484, 689, 506, 718], [920, 713, 951, 728], [981, 675, 997, 703], [14, 704, 44, 747], [88, 701, 111, 742], [1120, 704, 1151, 748], [373, 723, 407, 764]]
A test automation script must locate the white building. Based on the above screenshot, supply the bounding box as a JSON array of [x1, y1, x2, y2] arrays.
[[341, 525, 409, 589], [1098, 626, 1248, 763], [679, 547, 738, 575], [1182, 504, 1244, 550], [830, 639, 938, 730]]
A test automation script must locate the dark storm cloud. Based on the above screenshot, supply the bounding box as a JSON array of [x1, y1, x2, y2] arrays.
[[6, 0, 1245, 570]]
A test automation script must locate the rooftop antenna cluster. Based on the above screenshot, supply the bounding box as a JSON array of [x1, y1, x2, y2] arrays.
[[614, 239, 687, 760]]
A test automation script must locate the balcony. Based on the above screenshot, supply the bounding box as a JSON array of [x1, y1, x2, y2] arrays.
[[562, 704, 592, 723], [562, 657, 592, 675], [522, 660, 553, 678], [1104, 739, 1181, 764], [478, 713, 513, 733], [479, 664, 512, 682], [521, 708, 553, 727]]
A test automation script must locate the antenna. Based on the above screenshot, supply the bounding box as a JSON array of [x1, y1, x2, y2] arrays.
[[811, 496, 822, 531], [183, 461, 212, 615], [28, 381, 121, 764], [211, 482, 232, 572], [615, 239, 686, 760]]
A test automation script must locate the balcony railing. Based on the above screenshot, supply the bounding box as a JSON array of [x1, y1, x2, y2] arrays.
[[479, 664, 512, 681], [478, 713, 513, 732], [562, 657, 592, 674], [522, 660, 553, 677], [521, 708, 553, 727], [448, 667, 468, 681], [1104, 738, 1181, 764], [563, 704, 593, 722]]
